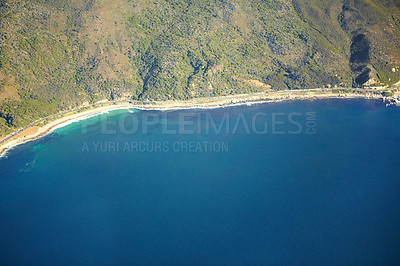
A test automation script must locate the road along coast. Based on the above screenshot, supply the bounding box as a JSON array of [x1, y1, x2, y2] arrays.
[[1, 88, 399, 157]]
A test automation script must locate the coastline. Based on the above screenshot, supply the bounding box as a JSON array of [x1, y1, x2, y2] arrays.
[[0, 89, 395, 158]]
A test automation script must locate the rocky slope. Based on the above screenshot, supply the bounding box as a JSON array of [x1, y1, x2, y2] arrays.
[[0, 0, 400, 135]]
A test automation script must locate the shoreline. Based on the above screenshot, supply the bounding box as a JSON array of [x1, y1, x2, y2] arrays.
[[0, 90, 396, 158]]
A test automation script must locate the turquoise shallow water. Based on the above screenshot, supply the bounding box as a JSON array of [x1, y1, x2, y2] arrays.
[[0, 99, 400, 264]]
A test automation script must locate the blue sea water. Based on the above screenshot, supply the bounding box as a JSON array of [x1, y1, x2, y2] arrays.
[[0, 99, 400, 265]]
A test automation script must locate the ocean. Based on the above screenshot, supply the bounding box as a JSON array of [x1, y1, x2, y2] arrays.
[[0, 99, 400, 264]]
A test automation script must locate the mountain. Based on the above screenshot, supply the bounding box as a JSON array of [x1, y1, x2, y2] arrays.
[[1, 0, 400, 135]]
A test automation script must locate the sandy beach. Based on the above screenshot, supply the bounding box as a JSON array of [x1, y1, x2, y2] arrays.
[[0, 104, 132, 157], [0, 89, 394, 157]]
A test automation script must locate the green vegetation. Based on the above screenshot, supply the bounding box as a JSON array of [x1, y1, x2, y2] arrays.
[[382, 91, 394, 97], [1, 0, 400, 136]]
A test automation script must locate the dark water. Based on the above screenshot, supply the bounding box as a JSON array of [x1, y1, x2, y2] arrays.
[[1, 99, 400, 265]]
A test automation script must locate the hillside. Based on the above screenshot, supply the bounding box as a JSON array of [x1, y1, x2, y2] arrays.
[[1, 0, 400, 136]]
